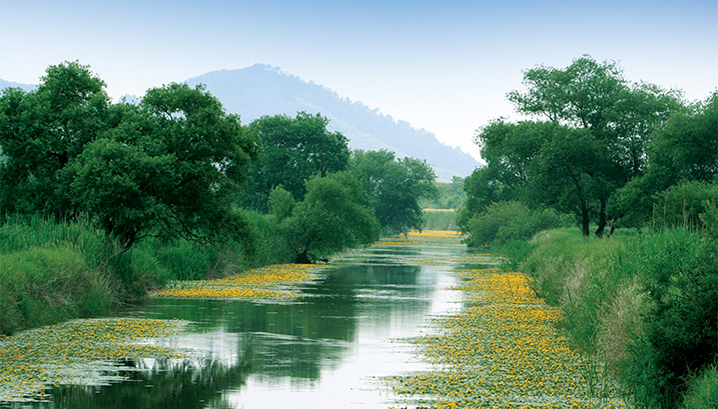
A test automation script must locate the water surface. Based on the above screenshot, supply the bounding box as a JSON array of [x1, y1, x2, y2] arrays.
[[6, 236, 475, 409]]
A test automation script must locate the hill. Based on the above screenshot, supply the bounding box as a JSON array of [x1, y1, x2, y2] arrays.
[[185, 64, 480, 180]]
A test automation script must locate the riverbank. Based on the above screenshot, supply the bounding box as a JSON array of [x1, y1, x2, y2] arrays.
[[520, 227, 717, 409]]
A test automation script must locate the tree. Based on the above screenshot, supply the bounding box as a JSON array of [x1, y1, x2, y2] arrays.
[[239, 112, 350, 211], [350, 149, 438, 234], [503, 56, 681, 236], [0, 61, 111, 215], [65, 83, 259, 249], [281, 172, 379, 263]]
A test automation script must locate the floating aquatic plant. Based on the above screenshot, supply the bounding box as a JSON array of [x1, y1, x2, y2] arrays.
[[385, 268, 629, 408], [150, 263, 325, 301], [0, 318, 189, 402]]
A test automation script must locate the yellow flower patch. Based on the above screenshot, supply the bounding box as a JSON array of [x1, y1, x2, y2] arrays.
[[150, 263, 323, 301], [408, 230, 464, 239], [0, 318, 187, 402], [385, 269, 629, 408]]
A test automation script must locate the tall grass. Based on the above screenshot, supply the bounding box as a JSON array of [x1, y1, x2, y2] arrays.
[[0, 215, 120, 335], [521, 226, 718, 408]]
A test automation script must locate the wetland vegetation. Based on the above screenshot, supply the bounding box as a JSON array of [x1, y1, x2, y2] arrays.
[[1, 56, 716, 408]]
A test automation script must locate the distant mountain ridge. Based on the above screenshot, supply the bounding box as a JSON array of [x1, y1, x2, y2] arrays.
[[1, 65, 481, 179], [185, 64, 480, 180]]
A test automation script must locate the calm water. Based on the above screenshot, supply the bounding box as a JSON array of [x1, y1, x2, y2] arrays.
[[12, 238, 475, 409]]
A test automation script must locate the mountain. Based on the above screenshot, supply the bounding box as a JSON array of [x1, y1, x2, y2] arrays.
[[185, 64, 480, 180], [0, 79, 36, 93]]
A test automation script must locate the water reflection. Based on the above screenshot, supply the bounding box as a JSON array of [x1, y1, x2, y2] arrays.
[[6, 240, 465, 409]]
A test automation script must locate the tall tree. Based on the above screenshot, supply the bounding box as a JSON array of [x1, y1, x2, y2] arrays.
[[505, 56, 682, 236], [65, 83, 259, 249], [610, 91, 718, 227], [239, 112, 350, 211], [281, 171, 379, 263]]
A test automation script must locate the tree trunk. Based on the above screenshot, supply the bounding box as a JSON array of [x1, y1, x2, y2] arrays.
[[581, 202, 591, 237], [595, 199, 607, 237], [295, 250, 312, 264]]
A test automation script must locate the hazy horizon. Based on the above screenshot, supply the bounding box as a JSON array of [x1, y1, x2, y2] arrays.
[[1, 0, 716, 161]]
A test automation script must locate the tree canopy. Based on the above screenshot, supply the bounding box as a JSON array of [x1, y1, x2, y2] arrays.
[[0, 62, 259, 250], [280, 171, 379, 263], [238, 112, 350, 211], [464, 56, 687, 238], [350, 149, 437, 234]]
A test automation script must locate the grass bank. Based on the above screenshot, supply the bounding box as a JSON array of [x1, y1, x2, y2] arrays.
[[519, 226, 717, 408], [0, 215, 257, 336]]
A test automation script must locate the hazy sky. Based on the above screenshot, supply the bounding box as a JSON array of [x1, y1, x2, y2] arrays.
[[1, 0, 716, 160]]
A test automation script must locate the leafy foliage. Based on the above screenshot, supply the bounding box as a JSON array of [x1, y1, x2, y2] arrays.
[[350, 149, 437, 234], [239, 112, 349, 211], [281, 172, 379, 263], [0, 61, 110, 215], [462, 56, 684, 238], [0, 62, 259, 250], [463, 201, 569, 248]]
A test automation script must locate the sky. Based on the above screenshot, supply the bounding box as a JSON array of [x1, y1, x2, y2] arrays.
[[1, 0, 716, 161]]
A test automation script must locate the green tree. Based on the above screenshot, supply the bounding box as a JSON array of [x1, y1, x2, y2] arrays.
[[65, 83, 259, 249], [458, 120, 562, 233], [281, 172, 379, 263], [350, 149, 437, 234], [0, 61, 111, 215], [499, 56, 680, 236], [240, 112, 350, 211]]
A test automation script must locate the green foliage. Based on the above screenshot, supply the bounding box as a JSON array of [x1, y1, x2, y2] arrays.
[[66, 83, 259, 249], [239, 112, 349, 211], [267, 187, 296, 222], [682, 366, 718, 409], [281, 171, 380, 263], [0, 216, 120, 335], [463, 201, 569, 248], [0, 63, 259, 251], [651, 181, 718, 230], [463, 56, 683, 240], [610, 92, 718, 227], [456, 166, 517, 231], [350, 149, 438, 234], [0, 61, 110, 215]]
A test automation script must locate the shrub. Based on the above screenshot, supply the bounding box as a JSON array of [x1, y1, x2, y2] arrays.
[[464, 201, 569, 248]]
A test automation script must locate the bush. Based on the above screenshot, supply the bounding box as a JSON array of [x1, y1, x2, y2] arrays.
[[464, 201, 569, 248]]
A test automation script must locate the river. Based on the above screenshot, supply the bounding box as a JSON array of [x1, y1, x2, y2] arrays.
[[3, 232, 483, 409]]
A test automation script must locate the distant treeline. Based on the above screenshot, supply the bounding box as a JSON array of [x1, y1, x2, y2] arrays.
[[456, 56, 717, 409], [0, 61, 438, 335]]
